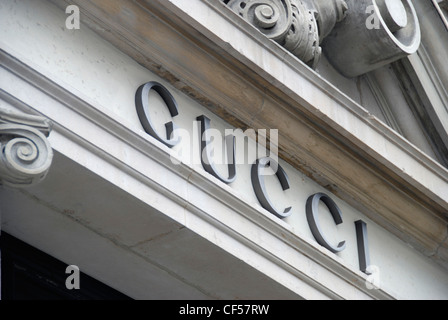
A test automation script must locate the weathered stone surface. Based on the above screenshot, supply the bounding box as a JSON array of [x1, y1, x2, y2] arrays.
[[222, 0, 348, 68], [322, 0, 421, 77], [45, 0, 448, 270], [0, 108, 53, 187]]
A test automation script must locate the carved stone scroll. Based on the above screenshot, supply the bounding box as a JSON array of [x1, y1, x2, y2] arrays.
[[226, 0, 293, 41], [0, 108, 53, 188], [222, 0, 348, 68], [222, 0, 420, 77], [323, 0, 421, 77]]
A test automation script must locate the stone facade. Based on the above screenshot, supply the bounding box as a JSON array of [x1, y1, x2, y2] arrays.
[[0, 0, 447, 299]]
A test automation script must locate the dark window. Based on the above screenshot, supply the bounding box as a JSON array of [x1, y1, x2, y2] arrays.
[[1, 232, 131, 300]]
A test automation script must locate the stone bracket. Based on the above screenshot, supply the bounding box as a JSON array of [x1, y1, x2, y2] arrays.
[[222, 0, 421, 77], [0, 108, 53, 187], [221, 0, 348, 69]]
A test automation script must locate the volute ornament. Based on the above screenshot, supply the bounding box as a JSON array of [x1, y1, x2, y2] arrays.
[[222, 0, 420, 77], [222, 0, 348, 68], [0, 108, 53, 188]]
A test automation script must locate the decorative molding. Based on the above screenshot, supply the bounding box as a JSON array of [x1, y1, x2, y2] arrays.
[[43, 0, 448, 271], [434, 0, 448, 30], [364, 73, 404, 136], [0, 51, 395, 300], [221, 0, 348, 68], [392, 0, 448, 168], [0, 107, 53, 187], [392, 57, 448, 168], [322, 0, 421, 77], [221, 0, 421, 77]]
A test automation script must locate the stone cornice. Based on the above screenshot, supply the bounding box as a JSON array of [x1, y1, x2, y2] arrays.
[[49, 0, 448, 269], [0, 50, 396, 299]]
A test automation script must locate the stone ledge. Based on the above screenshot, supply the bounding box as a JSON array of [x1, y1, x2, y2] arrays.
[[49, 0, 448, 269], [0, 56, 395, 299]]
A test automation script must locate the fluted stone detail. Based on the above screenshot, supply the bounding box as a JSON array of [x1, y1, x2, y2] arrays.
[[0, 108, 53, 188]]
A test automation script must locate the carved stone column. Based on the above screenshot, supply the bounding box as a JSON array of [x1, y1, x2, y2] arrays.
[[0, 108, 53, 188]]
